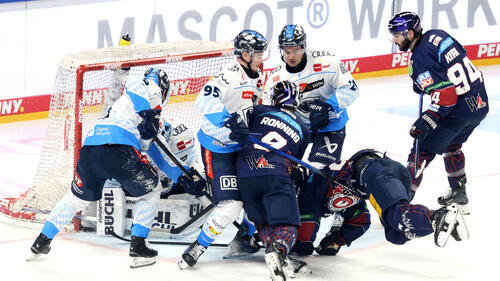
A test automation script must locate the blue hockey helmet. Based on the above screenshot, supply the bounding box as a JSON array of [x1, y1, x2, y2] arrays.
[[388, 11, 422, 35], [234, 29, 268, 58], [144, 68, 170, 101], [271, 80, 300, 110], [278, 24, 306, 49]]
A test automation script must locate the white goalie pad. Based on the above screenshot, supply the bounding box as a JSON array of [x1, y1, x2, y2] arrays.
[[93, 186, 205, 238]]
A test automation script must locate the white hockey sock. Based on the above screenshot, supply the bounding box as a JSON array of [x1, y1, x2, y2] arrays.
[[43, 192, 92, 238], [197, 200, 243, 247], [131, 186, 161, 238]]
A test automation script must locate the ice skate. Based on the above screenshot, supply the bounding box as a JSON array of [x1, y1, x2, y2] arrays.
[[129, 236, 158, 268], [450, 208, 470, 241], [430, 204, 460, 247], [178, 241, 206, 270], [27, 233, 52, 261], [223, 228, 260, 259], [264, 241, 287, 281], [438, 179, 469, 206], [283, 255, 311, 278]]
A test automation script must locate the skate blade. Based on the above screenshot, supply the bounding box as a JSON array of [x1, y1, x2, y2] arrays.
[[265, 253, 286, 281], [459, 204, 470, 216], [284, 263, 312, 278], [223, 246, 257, 259], [26, 252, 41, 262], [435, 204, 459, 247], [455, 211, 470, 241], [130, 257, 156, 269], [178, 259, 190, 270]]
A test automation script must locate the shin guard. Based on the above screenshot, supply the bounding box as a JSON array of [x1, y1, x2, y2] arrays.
[[443, 144, 466, 188]]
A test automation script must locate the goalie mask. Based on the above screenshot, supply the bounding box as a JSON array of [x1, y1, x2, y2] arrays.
[[144, 68, 170, 103]]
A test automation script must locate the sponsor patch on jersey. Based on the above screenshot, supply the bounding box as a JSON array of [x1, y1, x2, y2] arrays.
[[416, 71, 434, 89], [219, 176, 238, 190], [299, 79, 325, 93], [242, 91, 254, 99], [273, 75, 280, 82], [246, 155, 275, 170], [445, 47, 460, 63], [432, 36, 442, 46], [313, 63, 322, 72], [311, 50, 333, 58]]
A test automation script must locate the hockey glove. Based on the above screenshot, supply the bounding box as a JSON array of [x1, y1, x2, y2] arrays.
[[409, 110, 440, 140], [177, 168, 207, 197], [315, 228, 342, 256], [137, 109, 161, 140], [291, 165, 310, 190], [309, 100, 333, 132], [290, 241, 314, 256], [224, 112, 250, 146]]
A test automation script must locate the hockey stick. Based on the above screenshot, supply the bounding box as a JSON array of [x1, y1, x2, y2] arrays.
[[108, 229, 229, 247], [151, 135, 247, 236], [414, 92, 424, 175]]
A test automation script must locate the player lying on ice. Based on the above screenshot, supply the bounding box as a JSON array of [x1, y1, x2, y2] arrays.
[[29, 68, 204, 268], [292, 149, 469, 257]]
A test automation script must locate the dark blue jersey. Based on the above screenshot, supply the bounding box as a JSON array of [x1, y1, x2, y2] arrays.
[[410, 29, 489, 119], [237, 105, 310, 178]]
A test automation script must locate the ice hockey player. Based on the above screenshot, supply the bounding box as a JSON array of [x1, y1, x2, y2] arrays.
[[237, 80, 310, 280], [178, 29, 268, 269], [301, 149, 468, 251], [388, 12, 489, 206], [264, 24, 359, 168], [29, 68, 171, 268], [290, 175, 370, 256]]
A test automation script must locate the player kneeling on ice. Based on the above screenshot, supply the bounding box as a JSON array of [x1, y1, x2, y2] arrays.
[[30, 68, 175, 268], [238, 80, 311, 281], [302, 149, 468, 253]]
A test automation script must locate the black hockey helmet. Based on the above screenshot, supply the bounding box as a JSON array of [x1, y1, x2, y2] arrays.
[[271, 80, 300, 110], [233, 29, 268, 58], [388, 11, 422, 35], [144, 68, 170, 101], [278, 24, 306, 49]]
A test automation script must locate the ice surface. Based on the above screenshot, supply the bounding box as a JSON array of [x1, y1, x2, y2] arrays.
[[1, 66, 499, 281]]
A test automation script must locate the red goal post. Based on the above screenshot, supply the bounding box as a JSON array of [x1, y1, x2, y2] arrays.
[[0, 41, 234, 223]]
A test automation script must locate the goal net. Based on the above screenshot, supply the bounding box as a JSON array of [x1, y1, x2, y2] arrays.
[[0, 41, 234, 223]]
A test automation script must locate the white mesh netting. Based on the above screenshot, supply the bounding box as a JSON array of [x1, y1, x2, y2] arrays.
[[1, 41, 234, 222]]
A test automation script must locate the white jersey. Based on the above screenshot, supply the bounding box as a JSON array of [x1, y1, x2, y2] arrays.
[[264, 50, 359, 132], [83, 76, 163, 150], [196, 57, 263, 153]]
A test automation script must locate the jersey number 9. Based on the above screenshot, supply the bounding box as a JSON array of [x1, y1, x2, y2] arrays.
[[447, 57, 482, 95]]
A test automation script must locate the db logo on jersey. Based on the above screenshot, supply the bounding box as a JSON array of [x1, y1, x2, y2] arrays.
[[220, 176, 238, 190], [242, 91, 253, 99]]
